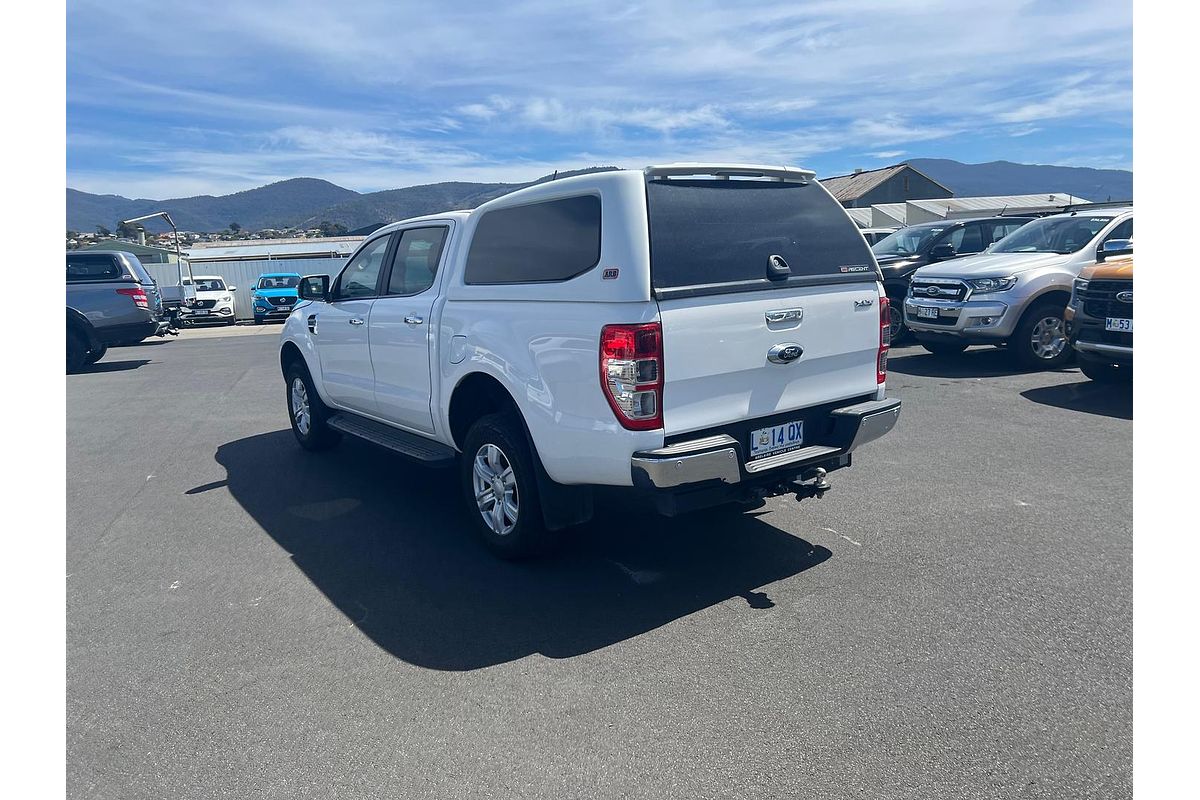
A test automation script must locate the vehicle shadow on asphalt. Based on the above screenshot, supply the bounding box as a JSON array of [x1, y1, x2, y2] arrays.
[[75, 359, 152, 373], [1021, 380, 1132, 420], [888, 347, 1075, 379], [210, 430, 832, 671]]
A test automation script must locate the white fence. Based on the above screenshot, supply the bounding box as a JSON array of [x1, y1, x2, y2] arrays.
[[144, 257, 347, 321]]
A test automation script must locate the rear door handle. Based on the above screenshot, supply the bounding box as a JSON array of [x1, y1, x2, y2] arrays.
[[404, 315, 424, 325], [349, 318, 365, 326]]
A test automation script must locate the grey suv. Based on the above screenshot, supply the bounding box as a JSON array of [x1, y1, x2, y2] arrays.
[[66, 250, 164, 372]]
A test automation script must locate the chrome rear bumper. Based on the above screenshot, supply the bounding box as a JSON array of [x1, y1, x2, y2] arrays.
[[631, 397, 901, 489]]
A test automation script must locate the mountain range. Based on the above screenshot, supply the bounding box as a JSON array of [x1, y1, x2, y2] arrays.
[[67, 159, 1132, 234]]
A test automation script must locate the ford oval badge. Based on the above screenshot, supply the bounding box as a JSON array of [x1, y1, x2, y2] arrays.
[[768, 343, 804, 364]]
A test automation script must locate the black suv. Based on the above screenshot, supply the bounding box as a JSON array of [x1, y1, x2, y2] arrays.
[[873, 216, 1034, 342]]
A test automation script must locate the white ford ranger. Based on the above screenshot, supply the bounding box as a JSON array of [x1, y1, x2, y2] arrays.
[[278, 164, 901, 557]]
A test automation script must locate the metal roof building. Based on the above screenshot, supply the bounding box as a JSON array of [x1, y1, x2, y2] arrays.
[[903, 194, 1091, 223], [185, 236, 364, 263], [820, 163, 953, 208]]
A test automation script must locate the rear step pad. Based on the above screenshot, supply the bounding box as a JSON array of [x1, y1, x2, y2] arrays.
[[327, 413, 457, 466]]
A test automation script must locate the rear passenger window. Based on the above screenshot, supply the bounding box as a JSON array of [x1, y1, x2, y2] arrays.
[[464, 196, 601, 284], [66, 253, 121, 282], [945, 224, 984, 254], [387, 227, 448, 295]]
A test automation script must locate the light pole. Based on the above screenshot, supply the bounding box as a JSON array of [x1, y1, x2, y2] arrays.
[[120, 211, 195, 295]]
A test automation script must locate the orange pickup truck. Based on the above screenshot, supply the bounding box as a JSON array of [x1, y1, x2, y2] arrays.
[[1066, 239, 1132, 382]]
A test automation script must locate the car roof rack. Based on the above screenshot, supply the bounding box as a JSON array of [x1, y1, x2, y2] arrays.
[[645, 163, 814, 183]]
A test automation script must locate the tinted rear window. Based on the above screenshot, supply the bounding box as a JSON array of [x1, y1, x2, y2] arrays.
[[464, 195, 601, 284], [66, 253, 121, 282], [646, 179, 875, 294]]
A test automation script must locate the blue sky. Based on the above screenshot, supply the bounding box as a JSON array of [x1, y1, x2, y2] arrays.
[[66, 0, 1132, 199]]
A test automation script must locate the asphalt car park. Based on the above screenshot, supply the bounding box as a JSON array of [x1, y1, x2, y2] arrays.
[[67, 332, 1131, 799]]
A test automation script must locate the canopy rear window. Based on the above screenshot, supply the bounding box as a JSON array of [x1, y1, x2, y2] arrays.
[[646, 178, 877, 298]]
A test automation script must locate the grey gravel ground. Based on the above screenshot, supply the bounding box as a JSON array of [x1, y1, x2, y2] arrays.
[[67, 332, 1131, 799]]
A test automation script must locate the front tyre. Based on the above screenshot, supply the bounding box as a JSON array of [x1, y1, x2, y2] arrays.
[[919, 337, 969, 356], [1010, 302, 1073, 370], [460, 413, 548, 559], [284, 363, 340, 451], [66, 329, 88, 373], [888, 301, 911, 345], [1077, 352, 1131, 383], [84, 344, 107, 365]]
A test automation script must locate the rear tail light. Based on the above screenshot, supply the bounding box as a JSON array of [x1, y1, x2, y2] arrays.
[[878, 295, 890, 384], [116, 287, 150, 309], [600, 323, 663, 430]]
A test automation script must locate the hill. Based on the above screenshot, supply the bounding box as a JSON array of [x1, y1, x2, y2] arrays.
[[68, 168, 620, 233], [908, 159, 1132, 203], [66, 178, 360, 233], [300, 166, 620, 229]]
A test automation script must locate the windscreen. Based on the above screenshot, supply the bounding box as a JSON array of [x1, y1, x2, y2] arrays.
[[991, 215, 1114, 254], [192, 278, 226, 291], [646, 178, 875, 294], [872, 225, 946, 256], [258, 275, 300, 289]]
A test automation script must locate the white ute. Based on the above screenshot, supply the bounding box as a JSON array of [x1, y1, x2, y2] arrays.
[[278, 164, 902, 557]]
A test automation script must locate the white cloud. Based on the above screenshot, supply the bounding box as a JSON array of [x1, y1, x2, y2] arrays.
[[67, 0, 1132, 195]]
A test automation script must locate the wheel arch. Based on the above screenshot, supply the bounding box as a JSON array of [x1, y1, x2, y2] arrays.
[[447, 372, 522, 452], [448, 371, 594, 531]]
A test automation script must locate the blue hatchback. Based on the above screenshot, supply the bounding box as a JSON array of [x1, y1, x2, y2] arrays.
[[252, 272, 302, 324]]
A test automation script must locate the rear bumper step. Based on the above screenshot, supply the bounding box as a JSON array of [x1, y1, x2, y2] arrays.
[[327, 413, 456, 466], [631, 397, 900, 490]]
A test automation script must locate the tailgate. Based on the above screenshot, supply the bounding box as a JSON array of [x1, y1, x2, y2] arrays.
[[643, 165, 883, 437], [658, 282, 881, 435]]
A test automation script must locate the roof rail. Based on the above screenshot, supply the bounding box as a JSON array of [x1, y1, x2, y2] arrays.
[[645, 163, 815, 183]]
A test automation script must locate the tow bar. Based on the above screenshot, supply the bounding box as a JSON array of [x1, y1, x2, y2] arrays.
[[791, 467, 832, 501]]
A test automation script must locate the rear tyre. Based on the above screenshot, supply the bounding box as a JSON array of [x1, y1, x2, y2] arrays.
[[460, 412, 549, 559], [1077, 352, 1130, 383], [66, 329, 88, 373], [285, 362, 341, 451], [1010, 302, 1073, 370], [919, 338, 968, 357], [84, 344, 107, 366]]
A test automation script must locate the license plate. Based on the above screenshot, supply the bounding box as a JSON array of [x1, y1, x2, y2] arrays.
[[916, 306, 939, 319], [750, 420, 805, 460], [1105, 317, 1132, 332], [192, 309, 209, 315]]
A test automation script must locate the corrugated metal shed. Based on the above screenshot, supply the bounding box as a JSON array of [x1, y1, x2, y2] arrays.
[[185, 238, 364, 262], [906, 193, 1090, 220], [871, 203, 908, 227], [844, 208, 873, 228]]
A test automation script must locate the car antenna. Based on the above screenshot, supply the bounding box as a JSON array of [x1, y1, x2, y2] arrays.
[[552, 170, 558, 181]]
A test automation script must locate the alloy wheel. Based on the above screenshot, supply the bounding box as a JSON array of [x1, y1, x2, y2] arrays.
[[290, 377, 311, 436], [472, 443, 519, 536], [1030, 316, 1067, 360]]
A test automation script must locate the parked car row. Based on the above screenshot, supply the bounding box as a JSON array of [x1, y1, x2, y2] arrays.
[[866, 207, 1133, 378]]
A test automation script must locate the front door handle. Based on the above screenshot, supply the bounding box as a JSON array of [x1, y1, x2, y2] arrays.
[[404, 315, 424, 325], [349, 317, 365, 326]]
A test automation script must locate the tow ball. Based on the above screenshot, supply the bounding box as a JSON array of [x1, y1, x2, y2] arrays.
[[791, 467, 832, 501]]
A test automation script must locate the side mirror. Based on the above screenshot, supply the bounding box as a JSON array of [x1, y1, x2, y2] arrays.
[[298, 274, 330, 302], [1098, 239, 1132, 262], [929, 243, 958, 262], [229, 286, 238, 292]]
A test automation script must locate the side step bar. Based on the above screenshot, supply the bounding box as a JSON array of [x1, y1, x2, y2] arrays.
[[327, 413, 457, 466]]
